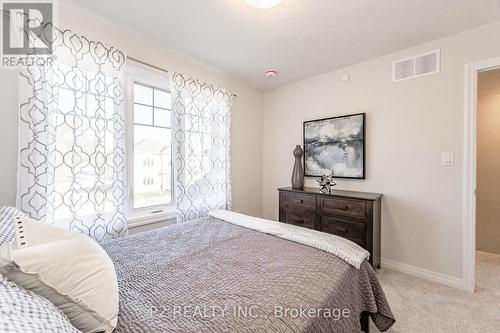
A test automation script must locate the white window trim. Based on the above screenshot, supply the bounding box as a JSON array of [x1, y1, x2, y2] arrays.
[[128, 210, 177, 227], [125, 61, 176, 226]]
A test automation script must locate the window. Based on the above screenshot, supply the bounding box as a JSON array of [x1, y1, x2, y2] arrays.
[[49, 64, 120, 223], [143, 158, 154, 167], [142, 177, 154, 186], [131, 81, 173, 209], [184, 98, 213, 187]]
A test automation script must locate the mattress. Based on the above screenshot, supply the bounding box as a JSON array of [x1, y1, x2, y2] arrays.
[[102, 217, 395, 332]]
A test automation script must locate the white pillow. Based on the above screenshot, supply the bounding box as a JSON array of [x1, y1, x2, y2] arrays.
[[0, 217, 119, 333]]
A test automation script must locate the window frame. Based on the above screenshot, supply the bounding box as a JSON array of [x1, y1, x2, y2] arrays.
[[125, 63, 176, 225]]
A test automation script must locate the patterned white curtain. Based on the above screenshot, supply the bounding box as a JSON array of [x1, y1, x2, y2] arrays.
[[17, 25, 128, 242], [171, 73, 233, 222]]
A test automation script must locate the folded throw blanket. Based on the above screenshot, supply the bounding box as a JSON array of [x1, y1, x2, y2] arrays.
[[209, 210, 370, 269]]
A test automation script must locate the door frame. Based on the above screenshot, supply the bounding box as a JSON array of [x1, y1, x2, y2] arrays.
[[463, 56, 500, 292]]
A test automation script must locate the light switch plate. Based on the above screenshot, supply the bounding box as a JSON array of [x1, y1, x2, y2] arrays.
[[442, 152, 455, 166]]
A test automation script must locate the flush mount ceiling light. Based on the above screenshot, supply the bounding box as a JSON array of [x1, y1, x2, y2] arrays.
[[245, 0, 283, 9]]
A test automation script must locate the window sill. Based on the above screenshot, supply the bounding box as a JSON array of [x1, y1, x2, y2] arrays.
[[128, 209, 177, 228]]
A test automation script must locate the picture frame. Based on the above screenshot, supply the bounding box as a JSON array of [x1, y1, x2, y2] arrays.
[[303, 113, 365, 179]]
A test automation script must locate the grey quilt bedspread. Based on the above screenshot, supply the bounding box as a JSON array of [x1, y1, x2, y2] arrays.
[[102, 217, 395, 333]]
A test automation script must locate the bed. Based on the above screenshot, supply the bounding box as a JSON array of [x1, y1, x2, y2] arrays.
[[102, 213, 395, 332]]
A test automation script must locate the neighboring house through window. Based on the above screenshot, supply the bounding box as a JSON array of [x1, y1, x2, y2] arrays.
[[126, 63, 174, 222]]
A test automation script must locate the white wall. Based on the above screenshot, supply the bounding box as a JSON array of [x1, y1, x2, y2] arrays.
[[0, 70, 19, 206], [262, 21, 500, 280], [0, 2, 263, 218]]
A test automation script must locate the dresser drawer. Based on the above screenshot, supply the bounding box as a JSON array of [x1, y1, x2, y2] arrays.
[[279, 187, 382, 269], [283, 210, 316, 230], [319, 197, 367, 220], [282, 192, 316, 210], [321, 216, 365, 245]]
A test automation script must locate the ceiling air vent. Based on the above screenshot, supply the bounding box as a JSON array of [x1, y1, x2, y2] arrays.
[[392, 49, 440, 82]]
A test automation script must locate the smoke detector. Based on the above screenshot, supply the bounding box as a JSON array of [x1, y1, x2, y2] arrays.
[[265, 70, 277, 78]]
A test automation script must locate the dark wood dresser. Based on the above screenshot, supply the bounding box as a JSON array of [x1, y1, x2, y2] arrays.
[[278, 187, 382, 269]]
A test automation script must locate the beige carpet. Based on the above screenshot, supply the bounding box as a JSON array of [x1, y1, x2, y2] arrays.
[[370, 252, 500, 332]]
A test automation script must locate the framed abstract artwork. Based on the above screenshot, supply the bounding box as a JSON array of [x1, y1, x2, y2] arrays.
[[303, 113, 365, 179]]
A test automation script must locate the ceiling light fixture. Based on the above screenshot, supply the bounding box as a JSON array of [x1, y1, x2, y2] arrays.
[[245, 0, 283, 9]]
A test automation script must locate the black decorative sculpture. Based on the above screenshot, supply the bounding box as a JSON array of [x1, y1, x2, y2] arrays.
[[317, 174, 336, 193]]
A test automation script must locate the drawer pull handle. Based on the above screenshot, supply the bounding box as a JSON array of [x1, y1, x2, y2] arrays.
[[339, 205, 349, 211], [294, 218, 305, 224], [294, 199, 304, 204], [336, 227, 348, 233]]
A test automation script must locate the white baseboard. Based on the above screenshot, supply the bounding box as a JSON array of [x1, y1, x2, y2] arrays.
[[381, 258, 465, 290]]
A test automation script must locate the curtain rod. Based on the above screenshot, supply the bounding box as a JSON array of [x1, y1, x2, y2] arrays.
[[128, 56, 168, 74], [127, 56, 238, 98]]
